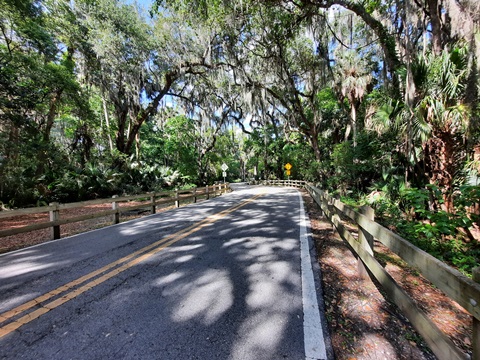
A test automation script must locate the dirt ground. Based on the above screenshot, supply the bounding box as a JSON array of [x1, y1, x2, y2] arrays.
[[301, 191, 472, 360], [0, 200, 176, 254], [0, 190, 473, 359]]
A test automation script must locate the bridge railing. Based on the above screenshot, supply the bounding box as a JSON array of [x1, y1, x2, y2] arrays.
[[0, 184, 230, 241]]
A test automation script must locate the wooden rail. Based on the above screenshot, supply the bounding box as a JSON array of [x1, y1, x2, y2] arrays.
[[259, 179, 478, 359], [302, 183, 479, 360], [257, 179, 306, 188], [0, 184, 229, 240]]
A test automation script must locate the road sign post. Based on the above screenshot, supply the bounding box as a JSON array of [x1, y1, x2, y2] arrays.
[[285, 163, 292, 180], [221, 163, 228, 183]]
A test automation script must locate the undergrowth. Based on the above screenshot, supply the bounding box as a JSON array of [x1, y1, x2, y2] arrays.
[[340, 185, 480, 277]]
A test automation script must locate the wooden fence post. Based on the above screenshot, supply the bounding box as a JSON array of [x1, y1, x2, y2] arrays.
[[49, 202, 60, 240], [474, 267, 480, 360], [193, 188, 197, 203], [317, 188, 324, 217], [150, 193, 156, 214], [206, 185, 209, 200], [112, 195, 120, 224], [358, 205, 375, 279], [175, 189, 180, 208]]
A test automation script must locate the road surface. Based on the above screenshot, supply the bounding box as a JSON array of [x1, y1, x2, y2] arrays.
[[0, 185, 331, 359]]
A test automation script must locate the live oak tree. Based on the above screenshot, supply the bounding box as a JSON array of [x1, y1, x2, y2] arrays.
[[156, 0, 479, 214], [71, 0, 232, 166], [2, 0, 480, 215]]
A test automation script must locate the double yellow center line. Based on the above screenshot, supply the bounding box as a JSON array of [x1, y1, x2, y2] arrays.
[[0, 193, 264, 339]]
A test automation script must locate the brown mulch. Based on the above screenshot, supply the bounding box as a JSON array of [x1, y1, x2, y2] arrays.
[[0, 200, 176, 254], [301, 191, 472, 360]]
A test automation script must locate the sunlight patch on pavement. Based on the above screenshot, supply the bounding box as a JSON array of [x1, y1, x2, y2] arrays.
[[172, 269, 233, 326], [0, 260, 70, 280], [174, 254, 195, 263], [230, 313, 286, 359], [167, 244, 204, 252], [153, 272, 185, 287]]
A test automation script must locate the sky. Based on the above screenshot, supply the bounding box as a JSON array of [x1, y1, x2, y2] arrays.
[[124, 0, 154, 10]]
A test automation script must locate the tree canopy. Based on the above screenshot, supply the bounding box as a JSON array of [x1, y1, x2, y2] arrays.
[[1, 0, 479, 272]]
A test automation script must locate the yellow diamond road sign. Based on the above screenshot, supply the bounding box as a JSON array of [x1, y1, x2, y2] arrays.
[[285, 163, 292, 170]]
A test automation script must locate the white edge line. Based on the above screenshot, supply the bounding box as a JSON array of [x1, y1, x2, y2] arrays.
[[299, 192, 327, 360]]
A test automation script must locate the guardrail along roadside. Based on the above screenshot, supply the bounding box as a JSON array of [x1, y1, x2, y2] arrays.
[[0, 184, 230, 241]]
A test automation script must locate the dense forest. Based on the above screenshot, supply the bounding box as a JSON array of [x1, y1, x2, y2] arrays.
[[1, 0, 479, 274]]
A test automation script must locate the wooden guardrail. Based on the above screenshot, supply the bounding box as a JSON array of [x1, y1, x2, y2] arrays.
[[302, 183, 480, 360], [256, 179, 306, 188], [0, 184, 230, 241]]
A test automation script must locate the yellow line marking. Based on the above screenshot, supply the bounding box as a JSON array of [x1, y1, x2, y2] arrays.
[[0, 193, 264, 339], [0, 216, 212, 323]]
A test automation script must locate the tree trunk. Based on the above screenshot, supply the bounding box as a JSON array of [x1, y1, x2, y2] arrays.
[[351, 103, 357, 148], [44, 91, 61, 143], [121, 72, 176, 157], [135, 132, 140, 160], [424, 131, 456, 212], [115, 109, 128, 154], [102, 97, 114, 153], [36, 89, 63, 177], [426, 0, 443, 55], [311, 138, 321, 164]]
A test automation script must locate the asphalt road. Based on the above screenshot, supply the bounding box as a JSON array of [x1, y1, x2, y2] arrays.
[[0, 185, 330, 360]]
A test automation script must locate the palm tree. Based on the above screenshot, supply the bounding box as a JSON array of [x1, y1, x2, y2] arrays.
[[336, 51, 372, 148], [417, 48, 471, 212], [372, 47, 472, 212]]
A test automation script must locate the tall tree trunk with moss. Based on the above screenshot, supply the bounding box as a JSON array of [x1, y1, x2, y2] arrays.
[[424, 130, 457, 212]]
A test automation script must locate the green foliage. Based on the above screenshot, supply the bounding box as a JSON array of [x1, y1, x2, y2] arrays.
[[364, 0, 381, 14], [126, 161, 181, 191], [154, 0, 229, 24], [330, 141, 355, 191], [48, 163, 122, 202], [0, 0, 478, 284], [392, 185, 479, 275], [328, 131, 394, 193], [161, 115, 198, 181], [346, 182, 479, 276]]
